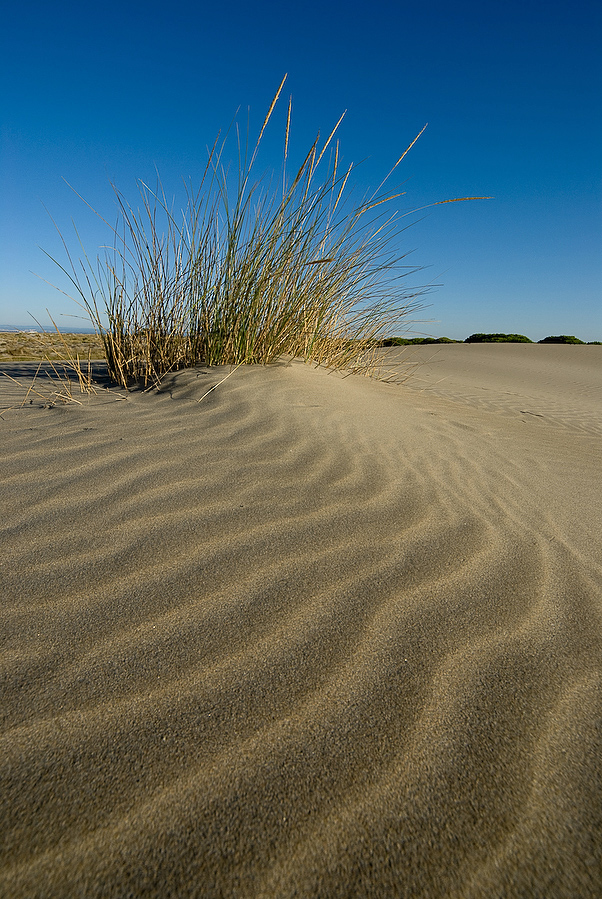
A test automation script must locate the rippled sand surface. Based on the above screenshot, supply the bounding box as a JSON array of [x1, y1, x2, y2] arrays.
[[1, 347, 601, 898]]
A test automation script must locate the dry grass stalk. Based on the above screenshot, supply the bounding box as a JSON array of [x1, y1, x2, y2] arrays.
[[1, 319, 110, 415]]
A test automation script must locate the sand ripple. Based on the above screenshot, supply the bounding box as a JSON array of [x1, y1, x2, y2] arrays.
[[1, 357, 601, 897]]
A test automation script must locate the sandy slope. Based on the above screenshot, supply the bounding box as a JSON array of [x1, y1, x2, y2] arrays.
[[1, 347, 601, 898], [395, 343, 602, 434]]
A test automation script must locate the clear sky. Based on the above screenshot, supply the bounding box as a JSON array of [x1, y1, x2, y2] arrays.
[[1, 0, 601, 341]]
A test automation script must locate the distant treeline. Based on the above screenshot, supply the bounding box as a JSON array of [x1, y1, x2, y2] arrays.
[[381, 333, 601, 346]]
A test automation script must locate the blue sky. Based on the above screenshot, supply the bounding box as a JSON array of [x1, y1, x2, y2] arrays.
[[1, 0, 600, 340]]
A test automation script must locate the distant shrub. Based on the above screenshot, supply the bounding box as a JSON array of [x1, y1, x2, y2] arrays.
[[380, 336, 461, 346], [537, 335, 585, 344], [419, 336, 460, 344], [587, 341, 602, 345], [465, 333, 532, 343]]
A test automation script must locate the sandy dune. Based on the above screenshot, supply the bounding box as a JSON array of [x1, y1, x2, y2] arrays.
[[1, 346, 601, 897], [396, 343, 602, 434]]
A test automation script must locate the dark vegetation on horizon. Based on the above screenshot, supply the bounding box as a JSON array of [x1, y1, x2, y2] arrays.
[[380, 336, 462, 346], [466, 333, 532, 343], [382, 333, 601, 345]]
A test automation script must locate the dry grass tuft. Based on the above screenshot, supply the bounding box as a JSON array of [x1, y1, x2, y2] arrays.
[[43, 77, 489, 388]]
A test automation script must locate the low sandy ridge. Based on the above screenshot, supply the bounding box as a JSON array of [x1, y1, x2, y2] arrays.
[[1, 346, 601, 897]]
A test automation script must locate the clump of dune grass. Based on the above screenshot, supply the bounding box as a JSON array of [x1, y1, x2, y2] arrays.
[[45, 76, 489, 388]]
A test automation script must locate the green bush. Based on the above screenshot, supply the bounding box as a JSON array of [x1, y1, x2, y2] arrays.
[[537, 335, 585, 344], [465, 333, 532, 343], [380, 336, 461, 346]]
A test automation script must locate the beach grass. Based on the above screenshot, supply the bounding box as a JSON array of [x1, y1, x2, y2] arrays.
[[44, 76, 488, 389]]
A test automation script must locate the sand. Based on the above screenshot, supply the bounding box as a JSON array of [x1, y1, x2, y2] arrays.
[[1, 345, 601, 898]]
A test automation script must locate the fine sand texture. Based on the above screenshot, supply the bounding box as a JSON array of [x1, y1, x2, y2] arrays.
[[1, 346, 601, 898]]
